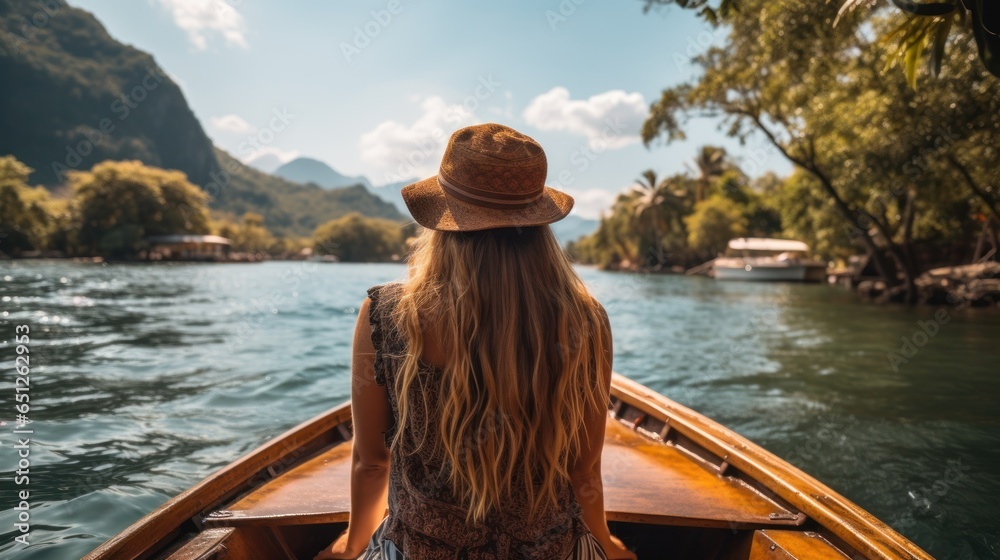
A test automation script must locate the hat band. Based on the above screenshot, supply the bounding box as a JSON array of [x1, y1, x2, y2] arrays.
[[437, 173, 544, 209]]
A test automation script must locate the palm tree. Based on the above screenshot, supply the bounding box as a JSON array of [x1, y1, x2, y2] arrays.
[[629, 170, 665, 267], [837, 0, 1000, 84], [630, 170, 693, 268], [691, 146, 729, 203]]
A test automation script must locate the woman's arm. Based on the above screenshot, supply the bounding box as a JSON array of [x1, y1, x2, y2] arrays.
[[315, 298, 393, 560], [570, 310, 636, 560]]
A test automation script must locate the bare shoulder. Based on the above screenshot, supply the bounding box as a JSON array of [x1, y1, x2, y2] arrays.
[[354, 297, 374, 348]]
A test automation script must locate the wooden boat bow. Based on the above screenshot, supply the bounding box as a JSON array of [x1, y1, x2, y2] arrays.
[[83, 373, 933, 560]]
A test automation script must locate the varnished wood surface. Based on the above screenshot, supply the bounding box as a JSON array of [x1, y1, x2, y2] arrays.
[[749, 530, 852, 560], [610, 373, 933, 560], [153, 527, 234, 560], [204, 417, 801, 530], [601, 419, 799, 527], [83, 402, 353, 560], [206, 441, 353, 526], [85, 373, 934, 560]]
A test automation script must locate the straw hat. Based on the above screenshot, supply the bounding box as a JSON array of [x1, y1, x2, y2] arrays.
[[401, 123, 574, 231]]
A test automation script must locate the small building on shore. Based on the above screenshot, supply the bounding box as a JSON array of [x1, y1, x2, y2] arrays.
[[146, 234, 232, 261]]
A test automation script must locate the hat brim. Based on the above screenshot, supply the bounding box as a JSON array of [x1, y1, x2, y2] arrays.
[[401, 176, 574, 232]]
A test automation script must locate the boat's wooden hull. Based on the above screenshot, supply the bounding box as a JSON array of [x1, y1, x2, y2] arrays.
[[83, 374, 932, 560]]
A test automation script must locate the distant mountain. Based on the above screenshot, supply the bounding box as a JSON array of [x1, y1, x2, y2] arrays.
[[272, 156, 419, 219], [274, 157, 373, 190], [372, 178, 417, 220], [244, 152, 285, 174], [0, 0, 402, 237], [214, 149, 402, 237], [271, 155, 598, 243], [550, 215, 599, 245], [0, 0, 219, 186]]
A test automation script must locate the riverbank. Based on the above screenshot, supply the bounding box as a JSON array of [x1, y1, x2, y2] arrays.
[[580, 258, 1000, 309], [858, 262, 1000, 308], [0, 251, 326, 264]]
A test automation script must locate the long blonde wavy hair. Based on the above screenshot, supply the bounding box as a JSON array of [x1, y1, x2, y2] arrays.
[[390, 225, 610, 523]]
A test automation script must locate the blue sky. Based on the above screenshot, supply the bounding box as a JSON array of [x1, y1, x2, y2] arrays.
[[71, 0, 790, 218]]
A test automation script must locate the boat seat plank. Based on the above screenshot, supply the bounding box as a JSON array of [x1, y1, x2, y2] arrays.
[[205, 441, 354, 526], [749, 530, 852, 559], [157, 527, 234, 560], [205, 417, 800, 529], [601, 419, 799, 528]]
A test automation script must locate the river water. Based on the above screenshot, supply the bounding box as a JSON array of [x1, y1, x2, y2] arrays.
[[0, 261, 998, 559]]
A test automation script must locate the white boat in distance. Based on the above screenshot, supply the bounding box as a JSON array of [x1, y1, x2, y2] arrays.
[[714, 237, 827, 282]]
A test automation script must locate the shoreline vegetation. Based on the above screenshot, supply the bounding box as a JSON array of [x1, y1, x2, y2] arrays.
[[3, 1, 997, 308], [0, 156, 412, 264], [566, 145, 999, 308], [3, 150, 999, 308], [566, 0, 1000, 309]]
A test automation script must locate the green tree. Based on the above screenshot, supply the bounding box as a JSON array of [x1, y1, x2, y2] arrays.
[[684, 195, 748, 255], [641, 0, 1000, 301], [569, 198, 645, 270], [771, 171, 856, 261], [837, 0, 1000, 86], [641, 0, 1000, 82], [312, 213, 406, 262], [571, 146, 768, 270], [216, 212, 277, 255], [0, 156, 55, 256], [68, 160, 210, 257], [691, 146, 733, 203], [629, 170, 670, 266]]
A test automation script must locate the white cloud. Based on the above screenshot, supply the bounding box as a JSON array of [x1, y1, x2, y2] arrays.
[[561, 187, 618, 220], [523, 87, 647, 149], [359, 96, 480, 182], [154, 0, 248, 50], [209, 114, 256, 134]]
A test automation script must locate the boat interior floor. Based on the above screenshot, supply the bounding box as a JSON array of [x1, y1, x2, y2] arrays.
[[157, 417, 853, 560]]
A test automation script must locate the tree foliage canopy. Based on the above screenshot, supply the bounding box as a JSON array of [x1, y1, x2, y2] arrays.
[[67, 160, 210, 257], [570, 147, 784, 269], [637, 0, 999, 299], [312, 212, 410, 262], [214, 212, 278, 255], [0, 156, 57, 256]]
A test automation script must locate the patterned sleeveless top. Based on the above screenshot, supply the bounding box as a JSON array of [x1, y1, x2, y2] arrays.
[[366, 282, 595, 559]]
